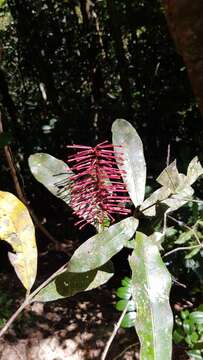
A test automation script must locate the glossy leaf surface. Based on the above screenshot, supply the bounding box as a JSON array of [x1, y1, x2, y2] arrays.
[[0, 191, 37, 290], [34, 262, 114, 302], [129, 232, 173, 360], [67, 217, 138, 272], [112, 119, 146, 207]]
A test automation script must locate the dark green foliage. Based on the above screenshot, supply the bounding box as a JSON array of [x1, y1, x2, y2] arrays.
[[0, 293, 13, 327], [173, 306, 203, 358]]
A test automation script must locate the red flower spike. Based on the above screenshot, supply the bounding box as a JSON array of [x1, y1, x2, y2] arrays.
[[67, 141, 131, 229]]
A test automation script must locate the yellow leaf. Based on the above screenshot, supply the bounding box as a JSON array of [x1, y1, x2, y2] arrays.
[[0, 191, 37, 291]]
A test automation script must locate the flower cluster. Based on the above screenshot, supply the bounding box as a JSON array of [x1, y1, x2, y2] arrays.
[[67, 141, 131, 229]]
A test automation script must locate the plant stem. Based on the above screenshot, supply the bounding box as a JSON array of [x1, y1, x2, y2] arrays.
[[163, 244, 201, 258], [112, 343, 138, 360], [101, 300, 129, 360], [168, 215, 202, 246], [0, 261, 68, 337]]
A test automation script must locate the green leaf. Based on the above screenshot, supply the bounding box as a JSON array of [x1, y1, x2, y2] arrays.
[[115, 299, 135, 312], [28, 153, 73, 204], [173, 328, 185, 344], [0, 192, 37, 291], [121, 311, 136, 328], [183, 318, 192, 334], [121, 276, 132, 287], [67, 217, 138, 273], [181, 310, 190, 320], [175, 231, 193, 244], [34, 262, 114, 302], [187, 350, 203, 359], [190, 312, 203, 325], [185, 247, 201, 259], [116, 287, 132, 300], [129, 232, 173, 360], [112, 119, 146, 207], [190, 332, 199, 343], [0, 0, 6, 8]]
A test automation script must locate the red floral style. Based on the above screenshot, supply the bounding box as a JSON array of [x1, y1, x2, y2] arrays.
[[67, 141, 131, 229]]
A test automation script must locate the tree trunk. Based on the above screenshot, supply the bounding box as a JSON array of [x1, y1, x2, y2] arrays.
[[163, 0, 203, 118]]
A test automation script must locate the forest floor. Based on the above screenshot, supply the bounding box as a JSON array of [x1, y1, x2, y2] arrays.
[[0, 243, 189, 360]]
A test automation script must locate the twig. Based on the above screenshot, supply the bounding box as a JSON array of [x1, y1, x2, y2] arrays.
[[0, 261, 68, 338], [166, 144, 170, 167], [163, 244, 201, 258], [172, 277, 187, 288], [101, 300, 130, 360], [112, 343, 138, 360], [0, 112, 59, 246], [168, 215, 202, 246]]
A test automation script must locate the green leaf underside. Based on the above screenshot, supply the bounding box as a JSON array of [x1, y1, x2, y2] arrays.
[[67, 217, 138, 273], [129, 232, 173, 360], [34, 262, 114, 302], [28, 153, 73, 204], [112, 119, 146, 207]]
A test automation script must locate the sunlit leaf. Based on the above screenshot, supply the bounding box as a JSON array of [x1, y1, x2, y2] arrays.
[[28, 153, 73, 204], [140, 186, 171, 216], [67, 217, 138, 272], [187, 157, 203, 185], [129, 232, 173, 360], [156, 160, 180, 192], [112, 119, 146, 207], [163, 185, 194, 211], [141, 181, 194, 217], [0, 192, 37, 291], [33, 261, 114, 302]]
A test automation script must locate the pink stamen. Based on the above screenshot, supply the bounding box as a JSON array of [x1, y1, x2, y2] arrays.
[[66, 141, 131, 228]]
